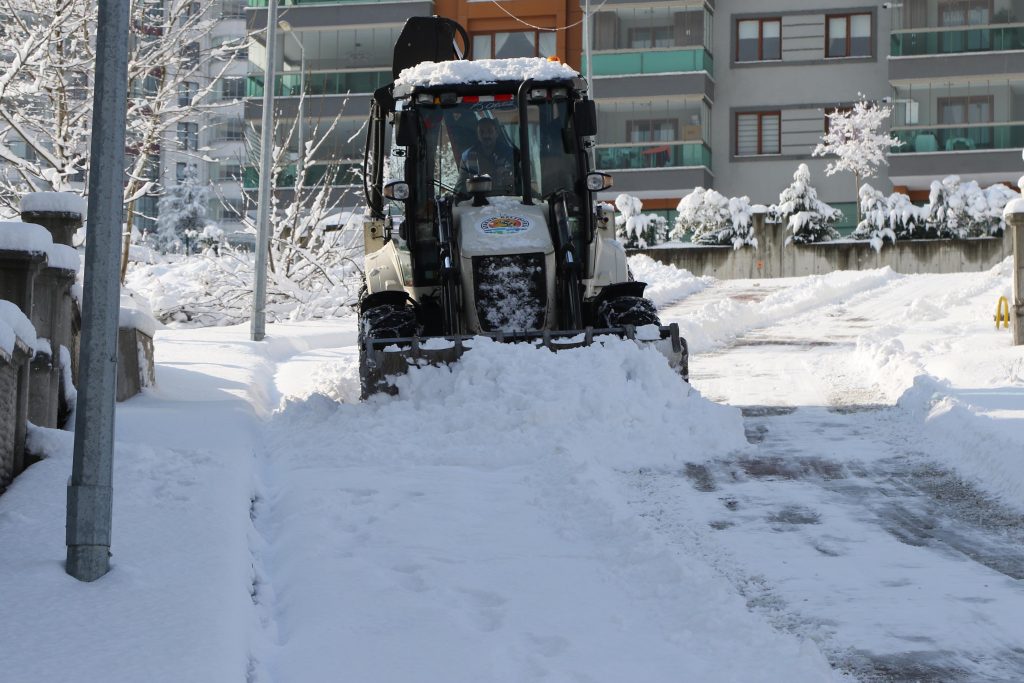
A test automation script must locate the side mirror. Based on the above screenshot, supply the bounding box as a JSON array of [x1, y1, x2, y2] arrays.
[[383, 181, 410, 200], [585, 172, 613, 192], [574, 100, 597, 137], [394, 110, 419, 147]]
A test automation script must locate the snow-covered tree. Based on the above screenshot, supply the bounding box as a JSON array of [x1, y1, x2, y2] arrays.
[[775, 164, 842, 244], [927, 175, 1018, 238], [155, 164, 208, 253], [672, 187, 755, 249], [0, 0, 242, 277], [812, 95, 902, 223], [614, 194, 667, 248], [887, 191, 930, 239]]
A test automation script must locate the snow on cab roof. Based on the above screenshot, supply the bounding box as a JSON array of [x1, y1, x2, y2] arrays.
[[395, 58, 579, 90]]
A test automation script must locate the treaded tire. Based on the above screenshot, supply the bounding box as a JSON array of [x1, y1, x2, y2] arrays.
[[597, 295, 660, 328]]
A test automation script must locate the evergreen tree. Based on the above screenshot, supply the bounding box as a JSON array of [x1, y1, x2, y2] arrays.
[[775, 164, 842, 244], [673, 187, 755, 248], [156, 165, 209, 253]]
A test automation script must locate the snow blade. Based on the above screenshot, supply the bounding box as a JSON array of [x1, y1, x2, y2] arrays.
[[360, 324, 688, 398]]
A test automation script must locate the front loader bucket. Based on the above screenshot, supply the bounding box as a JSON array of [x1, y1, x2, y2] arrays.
[[359, 323, 688, 398]]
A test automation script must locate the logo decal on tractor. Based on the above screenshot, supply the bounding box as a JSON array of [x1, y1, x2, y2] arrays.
[[480, 215, 530, 235]]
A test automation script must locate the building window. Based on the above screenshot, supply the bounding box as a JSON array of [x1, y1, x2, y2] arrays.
[[826, 13, 872, 58], [221, 77, 245, 100], [178, 81, 197, 106], [176, 162, 189, 181], [220, 0, 244, 19], [472, 31, 556, 59], [179, 1, 200, 27], [736, 18, 781, 62], [735, 111, 780, 155], [177, 122, 199, 150]]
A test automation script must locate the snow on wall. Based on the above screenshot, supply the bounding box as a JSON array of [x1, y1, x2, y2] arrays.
[[46, 244, 81, 272], [120, 288, 159, 337], [396, 58, 578, 89], [0, 299, 37, 356], [0, 221, 53, 255], [19, 192, 86, 217]]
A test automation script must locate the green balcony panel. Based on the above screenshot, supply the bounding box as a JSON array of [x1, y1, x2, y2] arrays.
[[595, 142, 711, 171], [584, 48, 712, 77], [891, 26, 1024, 56], [891, 125, 1024, 153], [247, 71, 389, 98]]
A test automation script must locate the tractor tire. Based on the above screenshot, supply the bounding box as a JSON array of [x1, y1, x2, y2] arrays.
[[597, 295, 661, 328], [358, 301, 420, 399]]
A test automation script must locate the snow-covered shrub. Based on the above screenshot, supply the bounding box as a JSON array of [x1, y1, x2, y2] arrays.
[[926, 175, 990, 238], [852, 184, 896, 251], [614, 194, 668, 248], [887, 191, 930, 239], [775, 164, 842, 244], [982, 183, 1018, 236], [672, 187, 756, 249]]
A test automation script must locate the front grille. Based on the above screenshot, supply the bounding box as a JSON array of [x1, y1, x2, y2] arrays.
[[472, 253, 546, 332]]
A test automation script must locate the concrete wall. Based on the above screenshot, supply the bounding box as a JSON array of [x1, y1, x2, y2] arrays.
[[635, 223, 1013, 279]]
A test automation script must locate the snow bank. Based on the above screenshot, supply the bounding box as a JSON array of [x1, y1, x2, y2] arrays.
[[627, 254, 710, 308], [679, 268, 902, 353], [19, 191, 87, 217], [397, 57, 578, 89]]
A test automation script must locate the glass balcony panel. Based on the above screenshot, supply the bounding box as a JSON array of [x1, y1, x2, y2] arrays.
[[585, 48, 711, 76], [891, 24, 1024, 55], [598, 99, 708, 146], [592, 6, 707, 51], [595, 142, 711, 170], [890, 124, 1024, 152], [891, 0, 1024, 31]]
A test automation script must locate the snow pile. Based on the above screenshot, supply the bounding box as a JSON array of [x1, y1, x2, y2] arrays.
[[261, 336, 837, 681], [0, 299, 38, 355], [678, 268, 902, 353], [19, 191, 87, 217], [673, 187, 756, 248], [396, 58, 578, 89], [627, 254, 710, 308]]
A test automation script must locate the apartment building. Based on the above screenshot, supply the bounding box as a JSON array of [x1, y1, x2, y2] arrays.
[[242, 0, 1024, 228]]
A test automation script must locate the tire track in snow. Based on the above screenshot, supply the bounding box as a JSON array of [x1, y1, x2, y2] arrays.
[[638, 278, 1024, 682]]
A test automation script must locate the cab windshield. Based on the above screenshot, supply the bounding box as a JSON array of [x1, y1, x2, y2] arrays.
[[413, 97, 582, 208]]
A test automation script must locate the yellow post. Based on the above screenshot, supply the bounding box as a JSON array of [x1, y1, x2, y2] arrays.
[[996, 296, 1010, 329]]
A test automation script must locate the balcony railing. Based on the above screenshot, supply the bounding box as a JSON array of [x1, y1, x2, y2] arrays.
[[246, 70, 391, 97], [595, 141, 711, 170], [890, 124, 1024, 153], [582, 48, 712, 77], [243, 163, 360, 189], [891, 25, 1024, 56]]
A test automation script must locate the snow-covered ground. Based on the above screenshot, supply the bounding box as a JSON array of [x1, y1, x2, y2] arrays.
[[1, 257, 1021, 681]]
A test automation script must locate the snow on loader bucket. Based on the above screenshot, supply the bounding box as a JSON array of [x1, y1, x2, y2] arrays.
[[356, 15, 689, 399], [359, 325, 688, 398]]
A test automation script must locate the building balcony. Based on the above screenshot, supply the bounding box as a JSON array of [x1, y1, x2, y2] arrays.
[[248, 0, 416, 6], [891, 24, 1024, 56], [891, 123, 1024, 153], [583, 48, 713, 77], [595, 142, 711, 171], [246, 70, 391, 97]]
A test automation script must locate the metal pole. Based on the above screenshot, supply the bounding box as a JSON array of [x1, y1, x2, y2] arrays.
[[66, 0, 130, 582], [1013, 214, 1024, 345], [251, 0, 279, 341], [583, 0, 592, 98]]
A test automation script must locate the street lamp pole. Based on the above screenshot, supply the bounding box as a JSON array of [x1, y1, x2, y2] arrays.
[[251, 0, 279, 341], [583, 0, 592, 98]]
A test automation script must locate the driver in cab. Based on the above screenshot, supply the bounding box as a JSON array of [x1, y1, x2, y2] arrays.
[[456, 117, 520, 197]]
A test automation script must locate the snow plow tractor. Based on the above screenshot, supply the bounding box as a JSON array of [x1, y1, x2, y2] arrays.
[[358, 16, 687, 397]]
